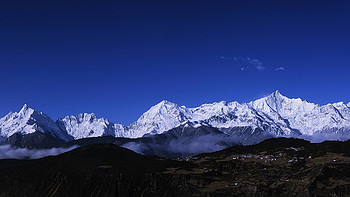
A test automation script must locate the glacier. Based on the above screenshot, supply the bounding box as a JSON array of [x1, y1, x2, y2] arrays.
[[1, 90, 350, 143]]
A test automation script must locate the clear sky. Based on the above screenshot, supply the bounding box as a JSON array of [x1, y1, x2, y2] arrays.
[[1, 0, 350, 125]]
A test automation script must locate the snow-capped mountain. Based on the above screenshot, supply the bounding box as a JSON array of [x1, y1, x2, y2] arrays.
[[1, 91, 350, 144], [127, 100, 192, 138], [57, 113, 127, 139], [0, 104, 72, 142], [114, 90, 350, 138]]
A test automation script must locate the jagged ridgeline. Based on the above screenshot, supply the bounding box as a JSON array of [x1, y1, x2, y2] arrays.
[[1, 91, 350, 156]]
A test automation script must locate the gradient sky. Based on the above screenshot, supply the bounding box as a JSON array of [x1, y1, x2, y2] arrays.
[[1, 0, 350, 125]]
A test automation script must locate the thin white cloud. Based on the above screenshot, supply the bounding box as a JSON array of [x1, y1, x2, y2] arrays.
[[234, 57, 267, 71], [255, 65, 267, 71], [220, 56, 231, 60], [275, 66, 286, 71], [221, 56, 280, 72]]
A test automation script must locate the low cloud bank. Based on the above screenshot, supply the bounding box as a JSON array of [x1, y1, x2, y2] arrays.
[[166, 135, 236, 154], [0, 145, 79, 160], [297, 133, 350, 143], [122, 132, 350, 158], [122, 135, 241, 158]]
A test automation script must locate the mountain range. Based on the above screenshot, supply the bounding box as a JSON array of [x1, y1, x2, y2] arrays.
[[1, 90, 350, 150]]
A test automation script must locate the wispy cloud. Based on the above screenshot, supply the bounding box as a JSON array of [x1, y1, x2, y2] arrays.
[[219, 56, 231, 60], [275, 66, 286, 71], [0, 145, 78, 159], [229, 57, 267, 71], [220, 56, 285, 72], [255, 65, 267, 71]]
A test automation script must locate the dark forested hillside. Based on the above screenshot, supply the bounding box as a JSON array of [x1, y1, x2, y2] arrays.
[[0, 138, 350, 196]]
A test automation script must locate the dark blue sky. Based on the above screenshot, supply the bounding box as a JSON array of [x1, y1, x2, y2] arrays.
[[1, 0, 350, 125]]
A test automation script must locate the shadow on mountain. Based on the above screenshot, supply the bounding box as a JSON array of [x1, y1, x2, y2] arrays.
[[6, 124, 350, 159], [122, 125, 240, 158], [5, 132, 66, 149], [65, 125, 273, 158], [3, 125, 277, 158]]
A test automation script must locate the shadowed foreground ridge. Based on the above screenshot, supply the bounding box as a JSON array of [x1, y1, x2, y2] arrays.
[[0, 138, 350, 196], [0, 144, 194, 197]]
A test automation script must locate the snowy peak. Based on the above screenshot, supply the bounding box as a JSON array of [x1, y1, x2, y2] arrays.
[[190, 100, 239, 123], [0, 104, 72, 142], [250, 91, 315, 115], [142, 100, 188, 120], [147, 100, 187, 115], [69, 113, 100, 124], [266, 90, 289, 105], [259, 90, 295, 103], [128, 100, 191, 137], [57, 112, 120, 139], [158, 99, 175, 105], [266, 90, 285, 100], [250, 90, 290, 111], [20, 103, 30, 113], [0, 104, 38, 138], [17, 104, 36, 118], [77, 113, 97, 121]]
